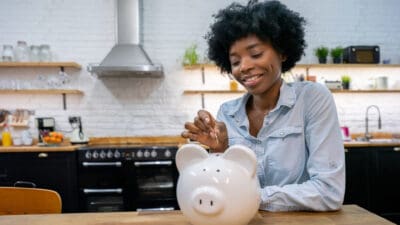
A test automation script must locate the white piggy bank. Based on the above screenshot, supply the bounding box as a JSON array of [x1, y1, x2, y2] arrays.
[[176, 144, 261, 225]]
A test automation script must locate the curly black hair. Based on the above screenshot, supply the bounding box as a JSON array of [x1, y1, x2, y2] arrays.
[[205, 0, 306, 73]]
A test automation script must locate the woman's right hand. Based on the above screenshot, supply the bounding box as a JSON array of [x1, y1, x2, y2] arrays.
[[181, 110, 228, 153]]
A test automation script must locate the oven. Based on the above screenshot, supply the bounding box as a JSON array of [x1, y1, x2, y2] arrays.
[[77, 146, 178, 212], [128, 147, 179, 211]]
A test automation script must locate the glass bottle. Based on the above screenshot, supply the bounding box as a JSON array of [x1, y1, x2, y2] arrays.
[[2, 45, 14, 62], [39, 44, 52, 62], [30, 45, 40, 62], [2, 124, 12, 147], [229, 79, 238, 91], [14, 41, 30, 62]]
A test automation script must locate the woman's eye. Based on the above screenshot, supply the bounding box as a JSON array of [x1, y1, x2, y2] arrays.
[[231, 61, 240, 67], [251, 53, 263, 58]]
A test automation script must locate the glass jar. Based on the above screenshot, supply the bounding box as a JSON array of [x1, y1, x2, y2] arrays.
[[30, 45, 40, 62], [2, 45, 14, 62], [39, 44, 52, 62], [14, 41, 30, 62]]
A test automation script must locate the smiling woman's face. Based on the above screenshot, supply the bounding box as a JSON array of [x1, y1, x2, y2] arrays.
[[229, 35, 286, 95]]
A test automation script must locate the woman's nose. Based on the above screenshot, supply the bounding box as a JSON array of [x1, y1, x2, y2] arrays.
[[239, 57, 253, 73]]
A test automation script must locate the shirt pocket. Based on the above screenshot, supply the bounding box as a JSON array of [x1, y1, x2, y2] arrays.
[[228, 136, 252, 147], [263, 126, 305, 184], [268, 126, 303, 139]]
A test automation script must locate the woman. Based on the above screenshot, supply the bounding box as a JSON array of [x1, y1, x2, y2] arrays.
[[182, 1, 345, 211]]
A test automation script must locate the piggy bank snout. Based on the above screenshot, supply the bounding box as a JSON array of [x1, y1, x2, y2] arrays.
[[191, 187, 225, 216]]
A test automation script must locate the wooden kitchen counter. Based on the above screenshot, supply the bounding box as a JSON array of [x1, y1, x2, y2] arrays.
[[0, 205, 394, 225], [0, 136, 188, 153]]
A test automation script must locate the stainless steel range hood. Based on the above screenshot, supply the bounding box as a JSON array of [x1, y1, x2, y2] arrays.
[[88, 0, 163, 77]]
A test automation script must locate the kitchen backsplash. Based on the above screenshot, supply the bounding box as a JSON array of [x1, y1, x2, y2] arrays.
[[0, 0, 399, 138]]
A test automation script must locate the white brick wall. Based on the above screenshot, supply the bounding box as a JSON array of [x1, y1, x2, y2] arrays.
[[0, 0, 399, 139]]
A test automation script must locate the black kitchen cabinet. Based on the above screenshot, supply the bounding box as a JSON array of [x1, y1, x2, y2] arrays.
[[343, 147, 372, 209], [0, 153, 12, 186], [371, 146, 400, 223], [0, 151, 78, 213], [344, 145, 400, 224]]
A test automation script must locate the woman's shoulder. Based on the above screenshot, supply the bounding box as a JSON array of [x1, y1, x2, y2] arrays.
[[289, 81, 331, 97]]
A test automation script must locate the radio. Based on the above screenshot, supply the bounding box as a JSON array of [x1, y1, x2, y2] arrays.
[[343, 46, 380, 64]]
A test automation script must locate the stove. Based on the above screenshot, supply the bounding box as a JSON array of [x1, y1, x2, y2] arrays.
[[77, 145, 179, 212]]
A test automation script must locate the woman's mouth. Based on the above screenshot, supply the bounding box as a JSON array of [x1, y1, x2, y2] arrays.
[[241, 74, 263, 87]]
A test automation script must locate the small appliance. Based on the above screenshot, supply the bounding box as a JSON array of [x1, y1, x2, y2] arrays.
[[69, 116, 89, 145], [35, 117, 55, 143], [325, 80, 342, 90], [343, 45, 380, 64]]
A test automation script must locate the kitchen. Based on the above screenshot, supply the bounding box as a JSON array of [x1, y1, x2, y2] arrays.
[[0, 0, 400, 224]]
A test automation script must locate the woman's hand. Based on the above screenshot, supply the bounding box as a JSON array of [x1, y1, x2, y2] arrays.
[[182, 110, 228, 152]]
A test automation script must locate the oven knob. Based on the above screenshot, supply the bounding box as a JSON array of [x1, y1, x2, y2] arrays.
[[92, 151, 99, 159], [107, 150, 113, 159], [85, 151, 92, 159], [144, 150, 150, 158], [100, 151, 106, 159], [114, 150, 121, 159], [164, 149, 172, 158], [151, 150, 157, 158], [136, 150, 143, 158]]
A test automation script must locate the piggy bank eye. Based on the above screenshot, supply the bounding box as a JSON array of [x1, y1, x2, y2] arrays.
[[202, 168, 207, 172], [216, 169, 220, 173]]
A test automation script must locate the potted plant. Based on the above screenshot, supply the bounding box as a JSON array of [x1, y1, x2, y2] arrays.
[[341, 75, 351, 90], [182, 44, 199, 66], [314, 46, 329, 64], [330, 46, 343, 64]]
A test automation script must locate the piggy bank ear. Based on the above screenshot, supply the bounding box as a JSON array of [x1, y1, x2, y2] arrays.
[[223, 145, 257, 178], [176, 144, 209, 172]]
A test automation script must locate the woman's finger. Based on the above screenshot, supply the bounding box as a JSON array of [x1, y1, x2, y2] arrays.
[[194, 116, 208, 132], [198, 110, 216, 130], [184, 122, 202, 134], [181, 131, 198, 141]]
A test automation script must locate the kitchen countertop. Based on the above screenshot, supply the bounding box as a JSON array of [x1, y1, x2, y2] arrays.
[[0, 136, 187, 153], [1, 136, 400, 153], [0, 205, 394, 225]]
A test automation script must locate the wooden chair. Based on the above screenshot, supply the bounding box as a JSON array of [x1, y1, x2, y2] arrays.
[[0, 187, 62, 215]]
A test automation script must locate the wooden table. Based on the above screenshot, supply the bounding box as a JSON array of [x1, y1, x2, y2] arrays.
[[0, 205, 394, 225]]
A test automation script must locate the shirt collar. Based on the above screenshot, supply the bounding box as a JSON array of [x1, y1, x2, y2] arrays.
[[226, 80, 296, 117]]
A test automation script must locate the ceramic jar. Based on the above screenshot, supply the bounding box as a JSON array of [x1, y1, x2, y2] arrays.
[[176, 144, 260, 225]]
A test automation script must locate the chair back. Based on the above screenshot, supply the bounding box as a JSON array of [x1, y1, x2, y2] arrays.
[[0, 187, 62, 215]]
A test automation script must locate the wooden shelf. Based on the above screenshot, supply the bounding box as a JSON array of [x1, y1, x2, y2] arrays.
[[184, 89, 400, 95], [183, 63, 400, 71], [294, 63, 400, 69], [0, 89, 83, 110], [183, 64, 216, 70], [0, 89, 83, 95], [0, 62, 81, 69]]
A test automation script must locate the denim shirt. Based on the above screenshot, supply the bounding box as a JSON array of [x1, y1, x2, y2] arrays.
[[216, 81, 345, 211]]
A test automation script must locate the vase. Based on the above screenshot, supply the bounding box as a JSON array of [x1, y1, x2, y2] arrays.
[[342, 82, 350, 90], [318, 57, 327, 64], [333, 57, 341, 64]]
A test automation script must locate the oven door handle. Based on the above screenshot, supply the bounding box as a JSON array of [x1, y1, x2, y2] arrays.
[[134, 161, 172, 167], [82, 162, 122, 167], [136, 207, 175, 212], [83, 188, 123, 194]]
